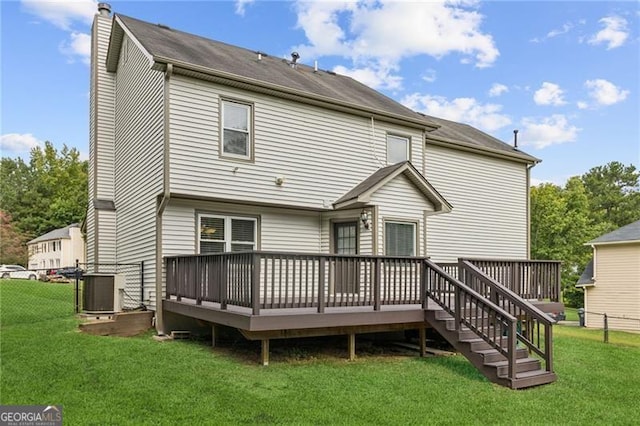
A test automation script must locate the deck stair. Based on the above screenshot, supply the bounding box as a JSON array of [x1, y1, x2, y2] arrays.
[[424, 260, 557, 389]]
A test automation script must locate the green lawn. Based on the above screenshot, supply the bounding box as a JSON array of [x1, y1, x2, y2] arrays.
[[564, 307, 579, 322], [2, 280, 640, 425]]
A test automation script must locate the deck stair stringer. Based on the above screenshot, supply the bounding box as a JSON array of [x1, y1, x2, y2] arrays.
[[423, 259, 557, 389], [424, 306, 556, 389]]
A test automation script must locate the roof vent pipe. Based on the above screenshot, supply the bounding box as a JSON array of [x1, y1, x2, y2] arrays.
[[314, 60, 318, 72], [257, 52, 262, 61], [97, 2, 111, 16], [291, 52, 300, 68], [513, 129, 519, 149]]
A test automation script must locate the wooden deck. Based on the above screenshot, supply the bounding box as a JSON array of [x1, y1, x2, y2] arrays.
[[163, 252, 562, 387]]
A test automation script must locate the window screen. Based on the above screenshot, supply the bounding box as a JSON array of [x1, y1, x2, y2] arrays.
[[385, 222, 415, 256]]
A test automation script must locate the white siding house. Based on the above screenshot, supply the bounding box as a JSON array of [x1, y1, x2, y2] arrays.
[[88, 5, 540, 327], [28, 224, 85, 271], [577, 220, 640, 331]]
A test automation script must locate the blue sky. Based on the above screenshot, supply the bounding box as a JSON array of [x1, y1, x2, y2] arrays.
[[1, 0, 638, 185]]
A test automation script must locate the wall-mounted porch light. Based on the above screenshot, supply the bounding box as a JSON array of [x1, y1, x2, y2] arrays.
[[360, 209, 372, 230]]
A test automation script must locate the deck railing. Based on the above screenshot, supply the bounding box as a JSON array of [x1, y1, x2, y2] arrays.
[[463, 259, 561, 302], [424, 260, 519, 379], [459, 260, 554, 372], [165, 252, 426, 315]]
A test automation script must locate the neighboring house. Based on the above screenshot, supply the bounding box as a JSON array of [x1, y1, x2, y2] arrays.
[[27, 223, 86, 271], [87, 5, 559, 388], [577, 220, 640, 331]]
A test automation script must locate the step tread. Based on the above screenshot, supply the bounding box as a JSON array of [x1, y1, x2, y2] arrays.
[[515, 369, 553, 379], [484, 357, 540, 367]]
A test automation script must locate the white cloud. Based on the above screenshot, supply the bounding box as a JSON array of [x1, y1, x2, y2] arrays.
[[577, 101, 589, 110], [22, 0, 96, 66], [584, 79, 629, 106], [22, 0, 96, 30], [488, 83, 508, 97], [520, 115, 580, 149], [588, 16, 629, 49], [0, 133, 43, 154], [293, 1, 499, 90], [333, 63, 402, 90], [530, 20, 581, 43], [533, 82, 566, 106], [422, 69, 437, 83], [530, 177, 550, 187], [402, 94, 511, 132], [59, 31, 91, 64], [547, 22, 573, 39], [235, 0, 254, 17]]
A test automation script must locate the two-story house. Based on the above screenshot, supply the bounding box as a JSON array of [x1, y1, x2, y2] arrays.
[[28, 223, 85, 271], [87, 4, 559, 388]]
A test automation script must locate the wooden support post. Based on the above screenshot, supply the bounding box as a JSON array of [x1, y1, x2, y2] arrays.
[[211, 324, 217, 348], [348, 333, 356, 361], [261, 339, 270, 366], [419, 327, 426, 358]]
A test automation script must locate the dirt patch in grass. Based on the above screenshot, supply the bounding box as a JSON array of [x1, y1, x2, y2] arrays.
[[185, 333, 455, 365]]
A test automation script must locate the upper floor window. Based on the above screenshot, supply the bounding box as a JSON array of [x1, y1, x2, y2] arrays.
[[385, 221, 416, 256], [221, 100, 252, 160], [387, 134, 409, 164], [199, 214, 257, 254]]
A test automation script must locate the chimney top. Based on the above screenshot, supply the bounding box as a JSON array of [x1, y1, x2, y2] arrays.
[[97, 3, 111, 16]]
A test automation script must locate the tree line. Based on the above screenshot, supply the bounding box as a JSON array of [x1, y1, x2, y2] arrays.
[[531, 161, 640, 307], [0, 142, 87, 265], [0, 143, 637, 308]]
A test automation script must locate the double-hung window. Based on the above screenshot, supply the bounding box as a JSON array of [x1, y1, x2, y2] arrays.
[[199, 214, 257, 254], [221, 100, 252, 159], [386, 134, 409, 164], [385, 221, 416, 256]]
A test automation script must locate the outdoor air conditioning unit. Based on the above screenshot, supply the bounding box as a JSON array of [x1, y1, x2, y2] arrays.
[[82, 274, 125, 313]]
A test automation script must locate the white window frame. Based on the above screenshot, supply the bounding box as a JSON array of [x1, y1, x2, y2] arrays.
[[384, 220, 417, 257], [386, 134, 410, 164], [220, 99, 253, 161], [198, 214, 258, 254]]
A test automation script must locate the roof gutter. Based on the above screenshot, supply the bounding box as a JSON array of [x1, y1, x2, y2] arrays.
[[427, 136, 540, 165], [150, 57, 439, 131]]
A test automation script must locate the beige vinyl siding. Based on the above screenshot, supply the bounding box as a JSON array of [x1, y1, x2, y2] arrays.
[[113, 34, 164, 306], [97, 210, 117, 264], [585, 244, 640, 331], [88, 14, 116, 267], [168, 75, 424, 209], [93, 14, 116, 200], [86, 207, 95, 264], [161, 200, 321, 307], [424, 144, 528, 262], [162, 199, 321, 257], [371, 174, 434, 256], [320, 210, 373, 255]]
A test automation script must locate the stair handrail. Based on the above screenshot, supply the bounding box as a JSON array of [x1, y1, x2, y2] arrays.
[[459, 260, 554, 372], [424, 259, 519, 380], [462, 258, 561, 302]]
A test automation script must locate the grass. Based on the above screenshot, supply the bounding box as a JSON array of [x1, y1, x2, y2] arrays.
[[2, 280, 640, 425], [564, 307, 579, 322]]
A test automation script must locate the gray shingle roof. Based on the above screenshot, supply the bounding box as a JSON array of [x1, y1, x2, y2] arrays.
[[588, 219, 640, 245], [422, 114, 538, 163], [111, 15, 536, 163], [333, 161, 452, 212], [335, 162, 408, 205], [576, 259, 594, 286], [28, 224, 79, 244], [113, 15, 436, 128]]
